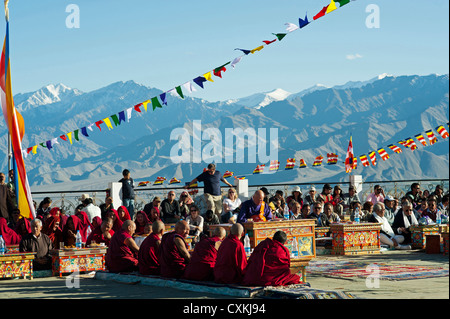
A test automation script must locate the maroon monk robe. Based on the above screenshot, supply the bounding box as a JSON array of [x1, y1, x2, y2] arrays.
[[138, 233, 161, 276], [183, 236, 222, 281], [160, 231, 189, 278], [214, 234, 247, 284], [86, 226, 114, 246], [242, 238, 301, 287], [105, 229, 138, 273]]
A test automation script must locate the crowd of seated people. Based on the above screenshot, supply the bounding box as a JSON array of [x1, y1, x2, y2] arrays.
[[1, 181, 448, 284]]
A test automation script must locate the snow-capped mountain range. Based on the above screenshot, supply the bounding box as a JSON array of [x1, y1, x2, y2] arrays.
[[0, 73, 448, 191]]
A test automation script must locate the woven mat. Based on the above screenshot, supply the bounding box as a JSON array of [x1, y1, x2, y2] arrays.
[[307, 260, 448, 281], [261, 284, 357, 299]]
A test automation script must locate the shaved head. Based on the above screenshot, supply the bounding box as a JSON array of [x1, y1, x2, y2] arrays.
[[230, 223, 244, 237], [175, 220, 190, 237], [213, 226, 227, 240], [152, 220, 165, 234]]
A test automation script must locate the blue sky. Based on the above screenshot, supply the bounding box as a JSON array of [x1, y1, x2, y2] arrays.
[[2, 0, 449, 102]]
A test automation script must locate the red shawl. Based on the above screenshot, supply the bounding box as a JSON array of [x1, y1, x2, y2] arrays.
[[160, 231, 189, 278], [86, 225, 114, 246], [183, 236, 222, 281], [135, 211, 150, 235], [0, 217, 21, 245], [242, 238, 300, 287], [62, 215, 82, 246], [110, 209, 123, 232], [105, 229, 138, 273], [138, 232, 161, 275], [75, 211, 92, 241], [214, 234, 248, 284], [14, 217, 31, 237], [43, 216, 63, 248], [118, 206, 131, 221]]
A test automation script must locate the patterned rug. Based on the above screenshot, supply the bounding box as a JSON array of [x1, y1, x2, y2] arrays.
[[306, 260, 449, 281], [261, 284, 357, 299]]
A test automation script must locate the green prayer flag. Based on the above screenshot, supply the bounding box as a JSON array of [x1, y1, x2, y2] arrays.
[[151, 96, 163, 111], [74, 129, 80, 141], [175, 86, 184, 99], [335, 0, 350, 6], [111, 114, 121, 126], [272, 33, 287, 41], [214, 62, 230, 73]]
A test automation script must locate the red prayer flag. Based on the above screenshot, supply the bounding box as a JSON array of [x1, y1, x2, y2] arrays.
[[313, 5, 329, 20]]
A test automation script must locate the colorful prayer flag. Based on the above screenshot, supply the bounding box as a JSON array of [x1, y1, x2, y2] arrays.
[[169, 177, 181, 184], [185, 181, 198, 188], [138, 181, 150, 187], [234, 176, 246, 180], [223, 170, 234, 178], [425, 130, 438, 145], [436, 125, 449, 139], [0, 8, 35, 218], [153, 177, 166, 185], [344, 136, 354, 173], [313, 155, 324, 167], [269, 160, 280, 171], [388, 144, 402, 154], [327, 153, 338, 165], [369, 152, 377, 166], [415, 134, 427, 147], [299, 159, 307, 168], [285, 158, 296, 170], [377, 148, 389, 161], [405, 138, 418, 151], [253, 164, 265, 174]]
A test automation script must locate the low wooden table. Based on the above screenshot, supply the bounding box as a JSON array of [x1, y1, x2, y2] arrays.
[[50, 247, 107, 277], [0, 252, 35, 280], [330, 222, 381, 256], [410, 225, 440, 249]]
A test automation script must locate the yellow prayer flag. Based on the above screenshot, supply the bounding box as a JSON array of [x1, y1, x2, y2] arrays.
[[250, 45, 264, 54], [103, 117, 113, 130], [32, 145, 38, 154], [203, 72, 214, 82], [326, 0, 337, 13], [67, 132, 73, 144], [142, 100, 150, 112]]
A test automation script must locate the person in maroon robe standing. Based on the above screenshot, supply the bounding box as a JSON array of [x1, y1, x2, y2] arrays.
[[214, 223, 247, 284], [105, 220, 139, 273], [242, 231, 301, 287], [183, 226, 226, 281], [138, 220, 165, 276], [160, 220, 190, 278]]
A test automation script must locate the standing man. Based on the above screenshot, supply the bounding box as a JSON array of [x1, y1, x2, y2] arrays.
[[186, 163, 233, 218], [0, 172, 15, 223], [119, 169, 135, 220]]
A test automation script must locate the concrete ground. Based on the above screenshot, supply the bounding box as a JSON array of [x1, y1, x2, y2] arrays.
[[0, 250, 448, 300]]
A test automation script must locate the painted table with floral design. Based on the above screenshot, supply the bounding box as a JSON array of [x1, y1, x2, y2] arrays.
[[330, 222, 381, 256], [50, 247, 107, 277], [0, 252, 35, 280]]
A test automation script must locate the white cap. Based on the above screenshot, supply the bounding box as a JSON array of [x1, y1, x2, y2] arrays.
[[80, 194, 90, 201]]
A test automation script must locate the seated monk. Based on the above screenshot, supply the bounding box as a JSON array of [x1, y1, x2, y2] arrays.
[[86, 218, 114, 246], [183, 226, 226, 281], [214, 223, 248, 284], [138, 220, 165, 276], [242, 231, 301, 287], [160, 220, 191, 278], [105, 220, 139, 273], [237, 190, 273, 224]]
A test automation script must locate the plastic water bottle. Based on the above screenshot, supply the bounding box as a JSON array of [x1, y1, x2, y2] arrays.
[[0, 235, 5, 255], [292, 237, 299, 258], [284, 204, 290, 220], [86, 226, 92, 240], [354, 207, 360, 224], [244, 234, 251, 256], [76, 230, 83, 249], [436, 212, 441, 225]]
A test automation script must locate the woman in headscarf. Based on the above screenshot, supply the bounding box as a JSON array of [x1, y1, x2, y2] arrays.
[[134, 211, 150, 236], [0, 217, 21, 245], [62, 215, 83, 247], [75, 211, 92, 242], [14, 217, 31, 237], [117, 206, 131, 222], [106, 209, 123, 232], [43, 215, 63, 249]]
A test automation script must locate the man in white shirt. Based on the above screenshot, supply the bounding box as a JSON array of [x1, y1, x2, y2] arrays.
[[369, 202, 410, 250], [83, 198, 102, 223]]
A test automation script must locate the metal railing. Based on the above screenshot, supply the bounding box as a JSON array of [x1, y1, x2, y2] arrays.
[[31, 178, 449, 216]]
